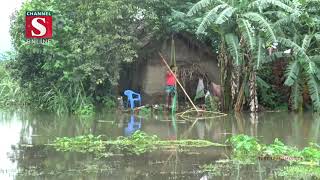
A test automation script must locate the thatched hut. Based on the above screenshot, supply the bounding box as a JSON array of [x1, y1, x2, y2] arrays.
[[119, 33, 220, 104]]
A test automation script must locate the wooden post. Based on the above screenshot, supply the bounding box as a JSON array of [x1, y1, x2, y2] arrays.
[[159, 52, 199, 112]]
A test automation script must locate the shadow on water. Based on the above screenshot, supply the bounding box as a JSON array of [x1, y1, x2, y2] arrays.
[[0, 108, 319, 179]]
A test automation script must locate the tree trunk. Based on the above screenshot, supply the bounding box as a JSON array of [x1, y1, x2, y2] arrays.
[[231, 64, 240, 106], [219, 41, 232, 112], [249, 70, 258, 112]]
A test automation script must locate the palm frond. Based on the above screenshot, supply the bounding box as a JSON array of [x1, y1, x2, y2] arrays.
[[238, 18, 256, 51], [273, 12, 301, 28], [250, 0, 296, 13], [255, 37, 265, 69], [244, 12, 277, 44], [302, 34, 313, 51], [263, 11, 287, 18], [291, 80, 302, 111], [284, 60, 300, 86], [248, 1, 263, 13], [315, 33, 320, 42], [256, 75, 270, 89], [187, 0, 223, 16], [278, 37, 316, 74], [225, 33, 242, 65], [215, 6, 236, 24], [196, 4, 229, 34], [311, 55, 320, 65], [307, 74, 320, 111]]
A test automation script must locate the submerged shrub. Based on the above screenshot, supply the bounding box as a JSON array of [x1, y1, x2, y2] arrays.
[[264, 138, 301, 158], [228, 135, 320, 164], [227, 134, 263, 160], [301, 143, 320, 162]]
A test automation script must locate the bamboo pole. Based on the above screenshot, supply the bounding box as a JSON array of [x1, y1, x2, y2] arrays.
[[159, 52, 199, 112]]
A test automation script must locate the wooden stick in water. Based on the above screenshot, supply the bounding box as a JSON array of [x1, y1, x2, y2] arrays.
[[159, 52, 199, 112]]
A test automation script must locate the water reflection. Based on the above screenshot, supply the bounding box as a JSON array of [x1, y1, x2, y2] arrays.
[[124, 114, 141, 136], [0, 109, 318, 180]]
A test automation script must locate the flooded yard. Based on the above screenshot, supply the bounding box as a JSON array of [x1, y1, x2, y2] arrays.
[[0, 109, 319, 180]]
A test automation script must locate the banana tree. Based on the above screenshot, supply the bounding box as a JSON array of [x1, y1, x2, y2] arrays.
[[280, 35, 320, 111], [187, 0, 298, 112], [273, 0, 320, 111]]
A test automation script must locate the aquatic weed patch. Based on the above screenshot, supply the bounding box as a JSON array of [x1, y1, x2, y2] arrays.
[[52, 131, 224, 156], [200, 162, 235, 176], [17, 162, 115, 177], [228, 134, 320, 163], [106, 131, 160, 155], [52, 134, 105, 154], [228, 134, 263, 160], [275, 165, 320, 179]]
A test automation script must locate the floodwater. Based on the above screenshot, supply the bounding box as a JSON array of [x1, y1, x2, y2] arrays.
[[0, 109, 319, 180]]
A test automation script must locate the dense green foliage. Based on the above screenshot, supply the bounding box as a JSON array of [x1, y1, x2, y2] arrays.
[[8, 0, 320, 112], [10, 0, 172, 113], [0, 52, 28, 106], [187, 0, 320, 112]]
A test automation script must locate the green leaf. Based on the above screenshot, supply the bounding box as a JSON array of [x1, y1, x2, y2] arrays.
[[307, 74, 320, 111], [302, 34, 313, 51], [215, 6, 235, 24], [187, 0, 223, 16], [284, 61, 300, 86], [244, 12, 277, 44], [196, 4, 229, 34], [225, 33, 242, 65], [279, 37, 315, 74], [238, 18, 256, 51]]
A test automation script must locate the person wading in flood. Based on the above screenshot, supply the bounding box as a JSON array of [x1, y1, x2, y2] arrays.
[[165, 65, 177, 109]]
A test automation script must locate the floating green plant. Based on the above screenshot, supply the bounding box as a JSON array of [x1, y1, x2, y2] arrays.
[[228, 134, 320, 164], [52, 134, 105, 155], [52, 131, 224, 156], [275, 165, 320, 179]]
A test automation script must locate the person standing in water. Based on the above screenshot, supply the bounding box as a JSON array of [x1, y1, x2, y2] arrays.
[[165, 65, 177, 109]]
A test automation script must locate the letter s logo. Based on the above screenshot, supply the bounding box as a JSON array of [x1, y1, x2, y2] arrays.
[[31, 18, 47, 37]]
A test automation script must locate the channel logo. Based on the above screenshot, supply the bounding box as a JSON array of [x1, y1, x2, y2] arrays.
[[25, 11, 52, 39]]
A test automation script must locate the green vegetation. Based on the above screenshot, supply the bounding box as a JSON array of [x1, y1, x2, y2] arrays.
[[0, 61, 27, 107], [9, 0, 173, 114], [228, 134, 263, 160], [200, 163, 235, 176], [228, 134, 320, 164], [6, 0, 320, 113], [17, 162, 114, 177], [53, 134, 105, 154], [187, 0, 320, 112], [52, 131, 224, 156], [275, 165, 320, 179], [200, 135, 320, 179]]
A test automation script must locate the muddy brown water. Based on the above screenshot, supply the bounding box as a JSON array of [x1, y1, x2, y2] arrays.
[[0, 109, 319, 180]]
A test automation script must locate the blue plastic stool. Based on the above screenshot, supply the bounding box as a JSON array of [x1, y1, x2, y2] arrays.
[[124, 90, 141, 110]]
